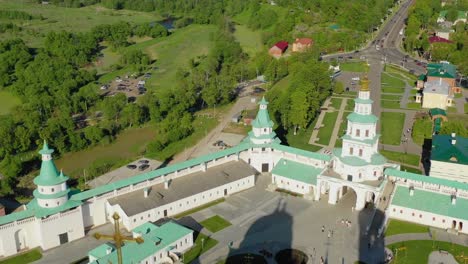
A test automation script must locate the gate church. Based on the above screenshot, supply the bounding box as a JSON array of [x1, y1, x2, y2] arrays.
[[0, 77, 467, 259]]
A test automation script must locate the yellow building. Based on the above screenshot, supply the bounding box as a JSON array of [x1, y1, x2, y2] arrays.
[[421, 79, 453, 109]]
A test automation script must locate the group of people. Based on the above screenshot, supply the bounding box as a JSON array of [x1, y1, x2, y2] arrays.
[[401, 128, 412, 143], [340, 219, 353, 228]]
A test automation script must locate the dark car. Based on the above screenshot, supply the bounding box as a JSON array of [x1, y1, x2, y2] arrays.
[[348, 56, 353, 59], [138, 164, 149, 171], [127, 164, 137, 170], [354, 50, 359, 53], [138, 159, 149, 164]]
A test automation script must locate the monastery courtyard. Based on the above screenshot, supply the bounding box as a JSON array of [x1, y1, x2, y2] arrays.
[[35, 172, 467, 264]]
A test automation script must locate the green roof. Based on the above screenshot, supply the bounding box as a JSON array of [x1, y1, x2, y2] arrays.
[[433, 118, 441, 133], [418, 74, 426, 81], [384, 168, 468, 191], [431, 135, 468, 164], [347, 112, 378, 124], [354, 98, 373, 104], [39, 141, 54, 155], [341, 134, 380, 145], [90, 221, 193, 264], [33, 160, 69, 186], [0, 196, 82, 225], [272, 158, 322, 184], [89, 243, 115, 260], [429, 108, 446, 117], [333, 148, 386, 166], [426, 63, 457, 79], [439, 10, 448, 18], [391, 185, 468, 220], [252, 97, 274, 128], [458, 11, 466, 20]]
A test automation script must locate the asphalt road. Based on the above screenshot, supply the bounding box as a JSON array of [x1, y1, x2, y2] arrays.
[[323, 0, 426, 76]]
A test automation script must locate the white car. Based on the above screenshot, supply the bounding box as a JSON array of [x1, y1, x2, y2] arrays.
[[352, 77, 360, 81]]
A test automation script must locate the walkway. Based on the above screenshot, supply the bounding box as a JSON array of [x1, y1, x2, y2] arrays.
[[385, 231, 468, 247], [454, 89, 467, 114], [328, 97, 348, 148], [308, 97, 331, 145]]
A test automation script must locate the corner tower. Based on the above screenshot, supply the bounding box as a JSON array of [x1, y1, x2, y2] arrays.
[[332, 76, 386, 182], [247, 97, 279, 145], [33, 141, 70, 208]]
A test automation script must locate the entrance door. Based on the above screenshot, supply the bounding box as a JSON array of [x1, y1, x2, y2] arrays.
[[261, 163, 269, 172], [459, 222, 463, 231], [452, 220, 456, 229], [164, 210, 168, 217], [59, 233, 68, 245], [224, 189, 228, 196], [14, 229, 27, 251], [347, 175, 353, 181]]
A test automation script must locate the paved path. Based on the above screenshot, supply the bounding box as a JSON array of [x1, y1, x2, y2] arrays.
[[308, 97, 331, 144], [385, 231, 468, 247], [454, 89, 467, 114], [170, 96, 256, 164], [328, 98, 348, 149]]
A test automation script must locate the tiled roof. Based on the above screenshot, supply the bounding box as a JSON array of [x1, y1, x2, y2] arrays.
[[391, 185, 468, 220], [426, 63, 457, 79], [429, 108, 446, 117], [347, 112, 378, 124], [429, 36, 452, 44], [431, 135, 468, 164], [294, 38, 313, 45], [333, 148, 386, 166], [274, 41, 288, 51], [272, 158, 322, 184]]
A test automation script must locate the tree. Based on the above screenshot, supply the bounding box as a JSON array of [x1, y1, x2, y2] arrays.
[[289, 90, 309, 135], [440, 121, 468, 137]]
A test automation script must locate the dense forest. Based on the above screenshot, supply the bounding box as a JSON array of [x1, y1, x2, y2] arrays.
[[404, 0, 467, 74], [0, 0, 401, 196]]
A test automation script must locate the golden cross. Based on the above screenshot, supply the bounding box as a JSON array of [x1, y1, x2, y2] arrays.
[[93, 213, 144, 264]]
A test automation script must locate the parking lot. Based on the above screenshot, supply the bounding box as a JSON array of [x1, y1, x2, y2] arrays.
[[87, 157, 162, 188], [99, 73, 151, 100], [335, 71, 366, 92]]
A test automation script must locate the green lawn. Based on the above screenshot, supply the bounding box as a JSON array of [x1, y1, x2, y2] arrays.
[[381, 100, 401, 109], [0, 249, 42, 264], [285, 118, 322, 152], [329, 97, 342, 109], [400, 165, 422, 174], [270, 75, 290, 92], [335, 112, 351, 148], [411, 118, 432, 145], [388, 240, 468, 264], [200, 215, 232, 233], [233, 25, 263, 56], [385, 219, 429, 236], [142, 24, 217, 91], [454, 93, 463, 98], [339, 62, 369, 72], [173, 199, 225, 219], [0, 91, 22, 115], [0, 0, 160, 47], [447, 107, 457, 113], [380, 150, 420, 166], [317, 111, 339, 145], [406, 102, 421, 109], [381, 94, 402, 100], [345, 98, 355, 111], [381, 73, 406, 88], [183, 232, 218, 264], [56, 125, 157, 178], [380, 112, 405, 145], [410, 89, 418, 95], [384, 64, 417, 83], [93, 43, 121, 74]]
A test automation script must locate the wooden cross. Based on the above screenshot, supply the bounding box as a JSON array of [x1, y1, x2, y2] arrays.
[[93, 213, 144, 264]]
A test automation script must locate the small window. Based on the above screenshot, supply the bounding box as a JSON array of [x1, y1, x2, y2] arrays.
[[356, 129, 360, 137], [419, 214, 422, 218], [51, 188, 55, 192], [41, 188, 44, 192], [264, 128, 267, 132], [432, 217, 436, 221], [148, 214, 150, 218], [134, 219, 136, 222], [400, 210, 403, 214], [393, 208, 396, 212], [154, 257, 156, 261], [56, 201, 59, 205], [141, 216, 143, 220], [365, 130, 369, 137], [442, 219, 445, 223], [185, 238, 188, 243], [262, 147, 266, 151], [180, 203, 182, 207], [45, 203, 48, 207], [359, 149, 363, 157], [412, 212, 415, 216], [350, 147, 354, 155]]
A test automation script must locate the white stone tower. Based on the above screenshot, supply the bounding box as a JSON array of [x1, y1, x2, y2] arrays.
[[33, 141, 70, 208], [247, 97, 279, 145], [332, 76, 386, 182]]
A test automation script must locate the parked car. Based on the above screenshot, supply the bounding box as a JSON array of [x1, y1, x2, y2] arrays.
[[138, 164, 149, 171], [127, 164, 137, 170], [352, 77, 360, 81]]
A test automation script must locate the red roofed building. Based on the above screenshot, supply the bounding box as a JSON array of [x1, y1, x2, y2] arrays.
[[429, 36, 452, 44], [269, 41, 288, 57], [292, 38, 313, 52]]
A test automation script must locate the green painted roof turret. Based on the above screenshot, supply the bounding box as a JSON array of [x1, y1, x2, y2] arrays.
[[252, 97, 274, 128], [33, 141, 69, 186]]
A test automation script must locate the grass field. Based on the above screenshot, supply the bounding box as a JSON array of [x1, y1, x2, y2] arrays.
[[447, 107, 457, 113], [400, 165, 422, 174], [385, 64, 417, 83], [270, 75, 290, 92], [183, 232, 218, 264], [406, 102, 421, 109], [388, 240, 468, 264], [0, 1, 160, 47], [381, 100, 401, 109], [284, 118, 322, 152], [335, 112, 351, 148], [142, 24, 216, 91], [381, 72, 406, 94], [380, 112, 405, 145], [381, 94, 402, 100], [200, 215, 232, 233], [317, 111, 339, 145], [0, 248, 42, 264], [380, 150, 420, 166], [411, 118, 432, 145], [56, 126, 157, 178], [345, 98, 355, 111], [0, 91, 22, 115], [340, 62, 369, 72], [385, 219, 429, 236], [234, 25, 263, 56], [465, 103, 468, 114], [93, 43, 121, 74], [329, 97, 342, 109]]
